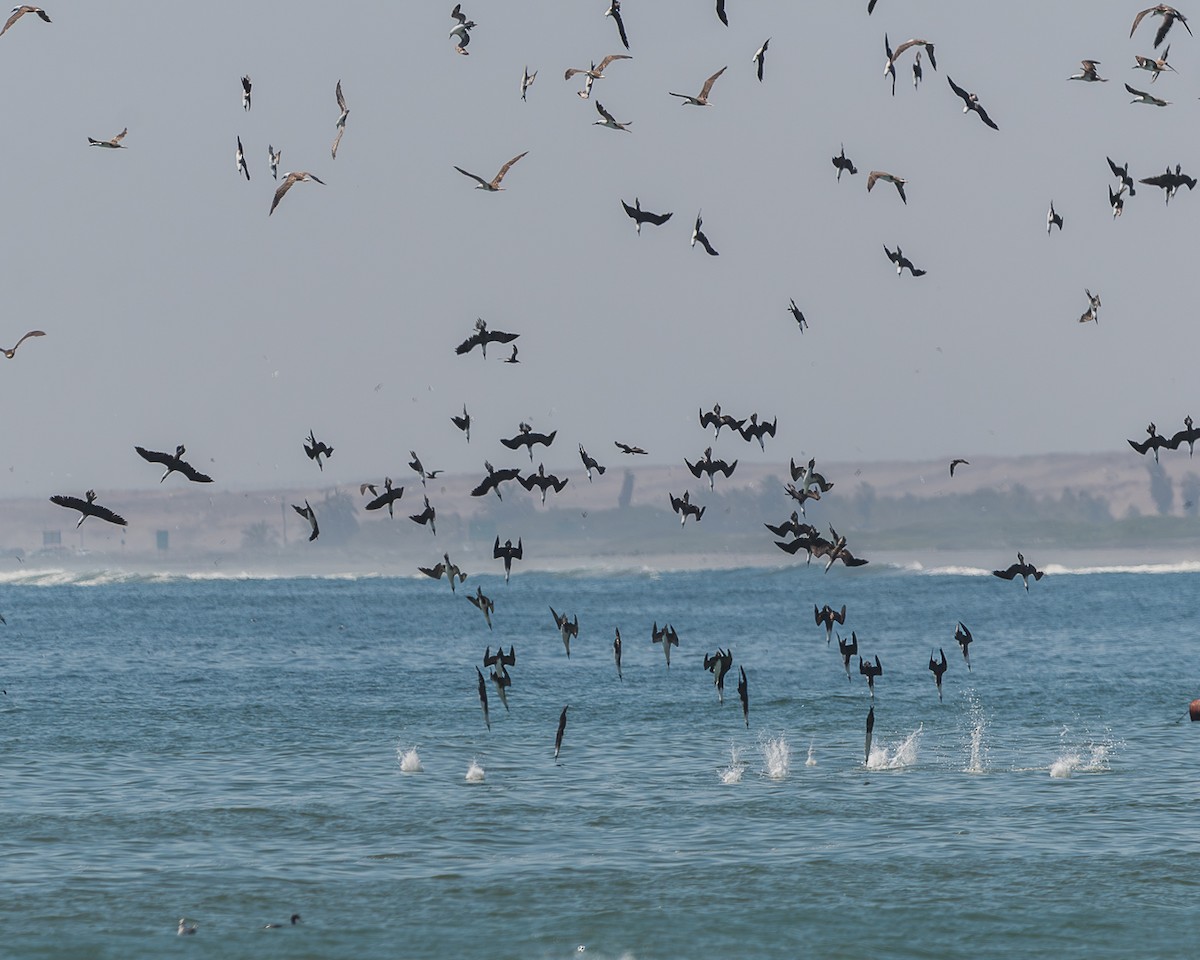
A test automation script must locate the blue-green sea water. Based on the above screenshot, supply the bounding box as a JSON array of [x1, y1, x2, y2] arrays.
[[3, 561, 1199, 959]]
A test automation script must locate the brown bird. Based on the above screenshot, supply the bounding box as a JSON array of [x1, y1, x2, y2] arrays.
[[0, 5, 50, 38], [1130, 4, 1191, 48], [270, 171, 325, 215], [565, 53, 631, 84], [454, 151, 528, 191], [2, 330, 44, 358], [614, 441, 647, 455], [867, 170, 907, 204], [88, 127, 127, 148], [669, 66, 727, 106], [331, 80, 349, 159]]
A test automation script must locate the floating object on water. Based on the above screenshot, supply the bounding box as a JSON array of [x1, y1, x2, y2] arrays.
[[1190, 699, 1200, 721]]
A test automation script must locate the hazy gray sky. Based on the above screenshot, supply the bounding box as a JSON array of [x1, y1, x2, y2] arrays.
[[2, 1, 1196, 496]]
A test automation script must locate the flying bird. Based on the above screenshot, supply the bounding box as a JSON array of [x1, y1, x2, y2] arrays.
[[1, 330, 44, 358], [1125, 82, 1170, 105], [669, 490, 705, 525], [1108, 157, 1137, 196], [241, 75, 252, 110], [501, 422, 557, 461], [520, 464, 568, 504], [788, 299, 809, 332], [135, 444, 214, 484], [669, 66, 727, 106], [470, 460, 521, 500], [704, 648, 734, 703], [236, 135, 249, 181], [1165, 415, 1200, 455], [685, 446, 737, 491], [593, 100, 632, 132], [790, 457, 835, 493], [814, 603, 847, 644], [651, 621, 679, 668], [1079, 288, 1101, 325], [1047, 201, 1063, 233], [1068, 59, 1106, 82], [884, 244, 926, 277], [752, 38, 770, 82], [738, 412, 777, 450], [579, 445, 606, 480], [474, 666, 490, 729], [699, 403, 744, 438], [1140, 163, 1196, 201], [292, 500, 319, 541], [955, 621, 973, 670], [929, 648, 948, 702], [521, 65, 537, 101], [764, 511, 816, 540], [621, 197, 672, 234], [605, 1, 629, 50], [614, 441, 647, 455], [451, 404, 471, 441], [832, 144, 858, 181], [331, 80, 349, 158], [737, 667, 748, 727], [0, 5, 49, 38], [550, 606, 579, 657], [268, 145, 280, 180], [88, 127, 127, 148], [947, 76, 1000, 129], [503, 344, 519, 364], [859, 655, 883, 697], [49, 490, 127, 528], [949, 458, 969, 476], [691, 211, 719, 256], [867, 170, 907, 204], [838, 631, 858, 679], [449, 3, 474, 54], [453, 151, 528, 191], [1128, 422, 1170, 462], [565, 53, 631, 83], [992, 552, 1044, 591], [270, 171, 325, 215], [419, 553, 467, 592], [484, 646, 515, 711], [554, 706, 569, 760], [408, 450, 442, 486], [363, 477, 404, 517], [1130, 5, 1191, 47], [455, 317, 519, 358], [1133, 45, 1175, 80], [493, 536, 523, 582], [884, 38, 936, 96], [304, 430, 333, 470], [408, 495, 436, 535], [467, 587, 494, 630]]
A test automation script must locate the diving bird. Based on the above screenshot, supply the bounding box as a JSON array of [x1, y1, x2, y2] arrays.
[[884, 244, 926, 277], [550, 606, 579, 657], [1134, 45, 1175, 79], [1130, 5, 1191, 47], [669, 66, 727, 106], [593, 100, 632, 132], [912, 50, 925, 88], [790, 457, 835, 493], [1166, 415, 1200, 455], [621, 197, 672, 234], [268, 145, 280, 180], [613, 628, 623, 679], [764, 512, 816, 540], [470, 460, 521, 500], [451, 404, 471, 442], [1126, 82, 1170, 105], [838, 631, 858, 679], [484, 646, 515, 711], [554, 706, 569, 760], [699, 403, 744, 438], [419, 553, 467, 592], [408, 495, 436, 535], [947, 76, 1000, 129], [738, 413, 777, 450], [449, 3, 474, 54], [503, 345, 519, 364], [605, 0, 629, 50], [929, 648, 948, 702], [814, 603, 847, 644], [269, 171, 325, 215], [135, 444, 214, 484], [1128, 422, 1170, 461], [832, 144, 858, 181], [1047, 201, 1063, 233], [686, 446, 737, 491], [1079, 288, 1101, 325], [331, 80, 349, 158], [475, 666, 491, 728], [669, 490, 705, 525], [520, 464, 568, 504], [1110, 185, 1125, 218], [292, 500, 319, 541], [88, 127, 127, 148], [949, 458, 969, 477], [49, 490, 127, 528], [652, 621, 679, 668], [363, 477, 404, 517], [1, 330, 44, 358], [501, 422, 557, 461], [992, 552, 1044, 591], [455, 318, 519, 358], [521, 65, 537, 101], [955, 621, 973, 670], [1, 5, 50, 37], [715, 0, 728, 26], [1140, 163, 1196, 201], [864, 705, 874, 764], [783, 483, 821, 518], [705, 647, 734, 703], [1108, 157, 1137, 196], [752, 37, 770, 81], [788, 298, 809, 332], [241, 75, 252, 110], [691, 211, 719, 255], [467, 586, 495, 630], [859, 655, 883, 697], [867, 170, 907, 204], [453, 151, 528, 191], [579, 445, 606, 480], [737, 667, 748, 727], [883, 34, 898, 95], [493, 536, 523, 582], [408, 451, 441, 486], [614, 441, 647, 455], [822, 525, 869, 572], [236, 135, 249, 181], [1068, 59, 1106, 82], [304, 430, 333, 470], [885, 38, 937, 96]]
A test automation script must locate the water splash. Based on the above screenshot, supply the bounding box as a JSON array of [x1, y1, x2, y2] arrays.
[[1050, 727, 1118, 778], [397, 745, 423, 773], [866, 725, 922, 770], [964, 692, 988, 774], [719, 743, 746, 784], [760, 735, 790, 780], [465, 759, 485, 782], [805, 740, 817, 767]]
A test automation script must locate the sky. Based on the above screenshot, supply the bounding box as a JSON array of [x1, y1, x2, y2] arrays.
[[2, 1, 1198, 498]]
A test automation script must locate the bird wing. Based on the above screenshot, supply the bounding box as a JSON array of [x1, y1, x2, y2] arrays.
[[698, 65, 727, 99], [608, 3, 629, 49], [135, 446, 172, 467], [973, 102, 999, 130], [695, 230, 719, 256], [1131, 6, 1155, 37], [946, 76, 970, 105], [9, 330, 45, 354], [335, 79, 347, 113], [453, 166, 489, 188], [176, 459, 214, 483], [269, 177, 296, 215], [715, 0, 727, 26], [597, 53, 632, 72], [331, 127, 344, 159], [492, 151, 529, 186], [595, 100, 618, 124], [112, 127, 128, 143]]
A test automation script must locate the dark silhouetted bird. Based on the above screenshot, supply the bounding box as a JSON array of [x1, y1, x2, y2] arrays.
[[456, 318, 519, 358], [550, 606, 579, 657], [501, 422, 557, 461], [451, 405, 471, 442], [652, 621, 679, 668], [520, 463, 568, 504], [686, 446, 737, 491], [838, 631, 858, 679], [992, 552, 1044, 591], [419, 553, 467, 592], [467, 586, 495, 630], [292, 500, 319, 541], [50, 490, 127, 528], [859, 654, 883, 697], [471, 461, 521, 500], [554, 705, 569, 760], [929, 648, 948, 702], [737, 667, 748, 727], [409, 495, 436, 535], [669, 490, 705, 525], [955, 621, 973, 670], [363, 477, 404, 517], [621, 197, 673, 234], [135, 444, 213, 484], [304, 430, 333, 470], [947, 75, 1000, 129], [579, 445, 606, 480], [814, 603, 847, 644], [704, 647, 733, 702], [493, 536, 523, 582], [475, 666, 490, 729]]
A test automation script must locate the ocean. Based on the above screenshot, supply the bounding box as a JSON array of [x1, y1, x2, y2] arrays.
[[3, 561, 1199, 959]]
